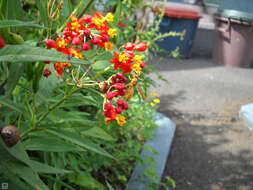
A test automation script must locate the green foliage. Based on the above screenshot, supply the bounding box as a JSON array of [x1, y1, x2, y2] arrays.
[[0, 0, 175, 189]]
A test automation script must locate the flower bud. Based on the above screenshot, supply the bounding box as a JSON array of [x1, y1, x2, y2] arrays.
[[81, 42, 91, 51], [83, 29, 91, 37], [140, 61, 146, 69], [0, 36, 6, 49], [105, 102, 113, 110], [104, 110, 112, 117], [84, 14, 92, 24], [124, 42, 135, 51], [115, 106, 122, 114], [117, 22, 126, 27], [106, 92, 117, 100], [116, 73, 123, 79], [118, 89, 126, 96], [45, 39, 56, 49], [72, 36, 82, 46], [91, 36, 100, 45], [43, 68, 52, 78], [117, 99, 125, 106], [123, 102, 128, 110], [100, 34, 109, 42], [135, 42, 147, 51], [43, 61, 50, 64]]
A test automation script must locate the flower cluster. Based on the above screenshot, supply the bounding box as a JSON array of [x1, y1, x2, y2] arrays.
[[45, 12, 117, 77], [110, 42, 147, 74], [103, 73, 129, 126], [44, 12, 148, 126]]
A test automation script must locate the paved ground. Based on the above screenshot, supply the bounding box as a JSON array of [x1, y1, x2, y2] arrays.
[[148, 56, 253, 190]]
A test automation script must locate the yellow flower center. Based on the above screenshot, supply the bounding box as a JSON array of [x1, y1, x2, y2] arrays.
[[105, 42, 114, 51], [132, 63, 142, 72], [116, 116, 126, 126], [133, 55, 142, 64], [58, 39, 67, 48], [152, 92, 160, 97], [153, 99, 160, 104], [71, 21, 80, 31], [108, 28, 117, 38], [119, 53, 129, 63], [93, 17, 105, 29], [105, 12, 114, 22]]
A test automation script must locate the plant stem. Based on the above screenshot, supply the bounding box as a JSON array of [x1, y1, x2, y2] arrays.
[[57, 0, 87, 33], [35, 87, 76, 126], [37, 28, 45, 45], [77, 0, 94, 18], [21, 87, 77, 138]]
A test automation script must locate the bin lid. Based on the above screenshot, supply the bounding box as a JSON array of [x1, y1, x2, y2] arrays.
[[154, 3, 202, 20], [216, 9, 253, 22]]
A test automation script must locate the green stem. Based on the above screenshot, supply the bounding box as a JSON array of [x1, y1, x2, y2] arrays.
[[77, 0, 94, 18], [37, 28, 45, 45], [35, 87, 77, 126], [57, 0, 87, 33], [21, 87, 78, 138]]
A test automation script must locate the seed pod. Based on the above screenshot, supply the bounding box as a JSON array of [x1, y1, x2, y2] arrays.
[[125, 86, 134, 101], [137, 84, 146, 101], [1, 125, 20, 147]]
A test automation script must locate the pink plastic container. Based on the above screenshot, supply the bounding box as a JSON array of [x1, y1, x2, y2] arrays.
[[213, 12, 253, 68]]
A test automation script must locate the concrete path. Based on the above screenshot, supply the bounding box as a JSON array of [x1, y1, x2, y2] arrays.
[[149, 56, 253, 190]]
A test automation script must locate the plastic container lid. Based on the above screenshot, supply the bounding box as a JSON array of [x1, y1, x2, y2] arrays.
[[216, 9, 253, 23], [154, 3, 202, 20], [164, 6, 202, 19]]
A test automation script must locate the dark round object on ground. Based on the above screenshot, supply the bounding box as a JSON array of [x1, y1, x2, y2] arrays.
[[1, 125, 20, 147]]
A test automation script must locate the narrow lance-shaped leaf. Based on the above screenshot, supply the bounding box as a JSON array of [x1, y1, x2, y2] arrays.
[[25, 136, 86, 152], [6, 161, 49, 190], [29, 160, 72, 174], [0, 45, 89, 65], [0, 20, 46, 28], [5, 63, 25, 96], [0, 96, 24, 114], [45, 128, 114, 159]]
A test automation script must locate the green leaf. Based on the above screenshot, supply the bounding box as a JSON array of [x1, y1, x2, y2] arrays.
[[0, 20, 45, 28], [46, 128, 114, 159], [7, 0, 28, 20], [5, 63, 25, 96], [166, 176, 176, 188], [0, 45, 89, 65], [81, 127, 115, 141], [0, 138, 31, 166], [29, 160, 72, 174], [0, 171, 30, 190], [35, 0, 49, 27], [93, 60, 109, 71], [6, 161, 49, 190], [0, 96, 24, 113], [49, 109, 93, 123], [68, 173, 105, 190], [64, 93, 98, 106], [25, 136, 85, 152], [106, 181, 115, 190]]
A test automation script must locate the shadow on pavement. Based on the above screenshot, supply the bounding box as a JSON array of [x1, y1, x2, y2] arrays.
[[158, 109, 253, 190]]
